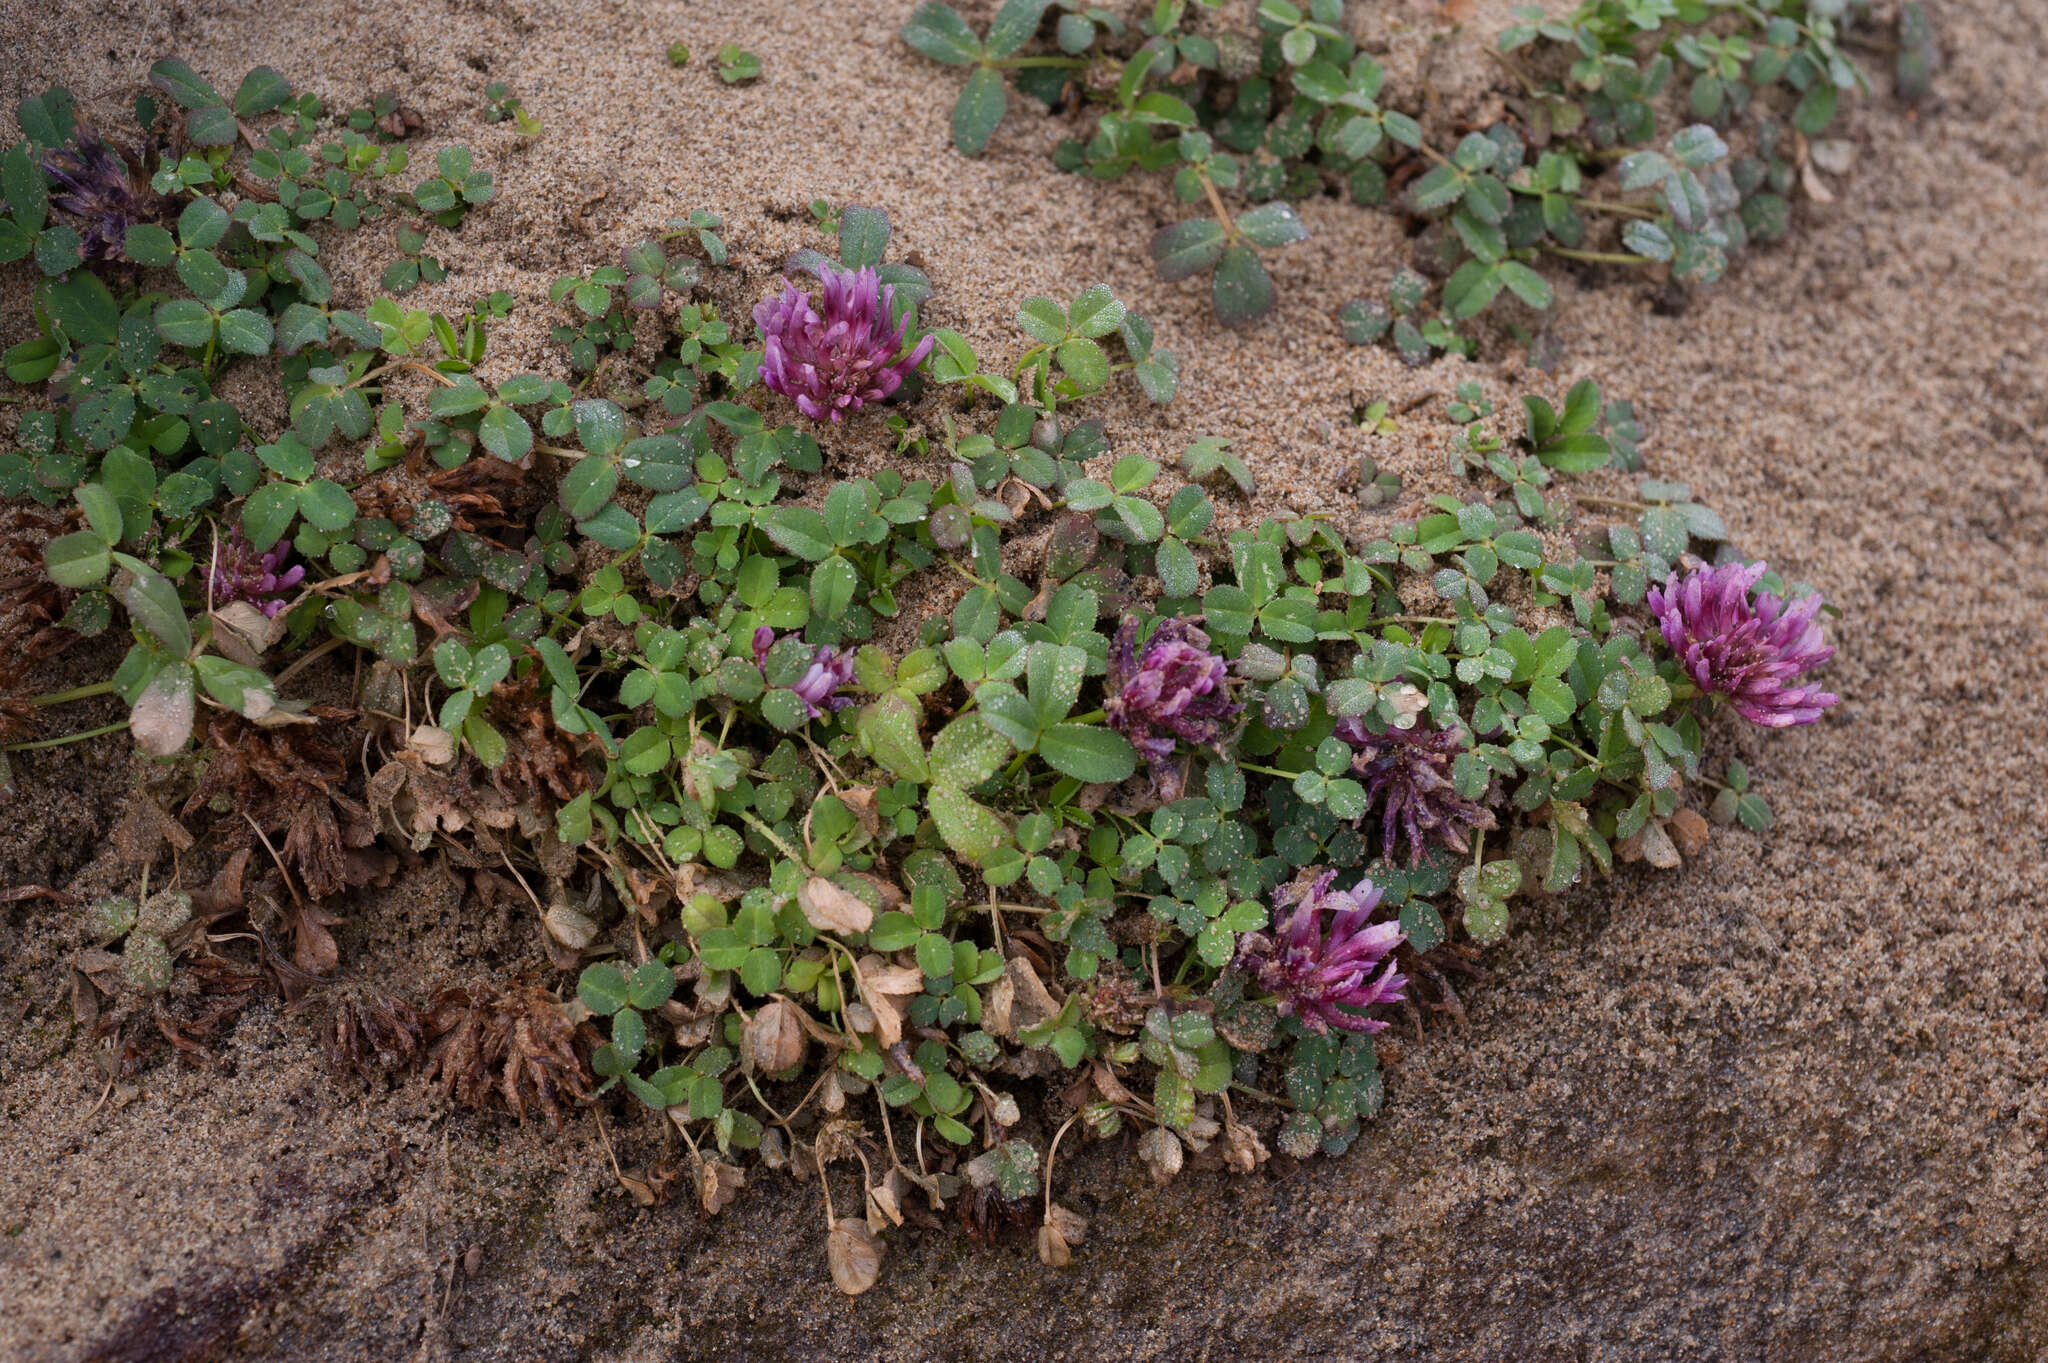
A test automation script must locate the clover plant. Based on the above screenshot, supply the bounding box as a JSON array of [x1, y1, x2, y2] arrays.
[[2, 55, 1840, 1291]]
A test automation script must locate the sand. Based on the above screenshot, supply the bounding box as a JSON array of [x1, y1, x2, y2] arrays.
[[1, 0, 2046, 1358]]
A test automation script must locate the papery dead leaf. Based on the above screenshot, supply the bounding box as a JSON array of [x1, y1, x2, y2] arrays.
[[742, 998, 807, 1074], [1037, 1221, 1072, 1267], [1668, 807, 1710, 857], [1638, 819, 1682, 869], [1223, 1117, 1271, 1174], [867, 1180, 903, 1231], [1090, 1060, 1134, 1106], [855, 955, 922, 1048], [543, 904, 601, 951], [799, 875, 873, 935], [130, 665, 195, 757], [1005, 955, 1060, 1030], [210, 601, 286, 664], [1800, 159, 1835, 205], [616, 1168, 659, 1207], [409, 724, 457, 766], [1138, 1126, 1184, 1186], [984, 974, 1016, 1039], [698, 1159, 746, 1215], [1045, 1201, 1088, 1246], [827, 1218, 885, 1296]]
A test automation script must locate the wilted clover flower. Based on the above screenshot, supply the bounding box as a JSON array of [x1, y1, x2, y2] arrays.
[[1104, 616, 1240, 800], [209, 531, 305, 619], [1233, 871, 1406, 1036], [41, 131, 154, 264], [752, 626, 857, 719], [1647, 561, 1838, 728], [753, 264, 934, 422], [1335, 714, 1497, 866]]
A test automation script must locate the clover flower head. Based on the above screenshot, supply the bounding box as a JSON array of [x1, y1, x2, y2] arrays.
[[1646, 560, 1838, 728], [752, 627, 857, 719], [1335, 714, 1498, 866], [1233, 871, 1406, 1035], [40, 131, 153, 263], [209, 531, 305, 619], [753, 263, 934, 422], [1103, 616, 1240, 800]]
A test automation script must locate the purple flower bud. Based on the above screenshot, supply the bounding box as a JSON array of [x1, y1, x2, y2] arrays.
[[1334, 715, 1498, 867], [753, 264, 934, 423], [789, 646, 858, 717], [1233, 871, 1406, 1036], [40, 131, 155, 264], [752, 628, 857, 719], [1103, 616, 1241, 801], [1646, 561, 1838, 728], [208, 531, 305, 619]]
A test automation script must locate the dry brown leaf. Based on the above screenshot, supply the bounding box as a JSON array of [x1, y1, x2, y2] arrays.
[[542, 903, 601, 952], [827, 1219, 885, 1296], [1223, 1116, 1271, 1174], [1005, 955, 1060, 1030], [616, 1168, 659, 1207], [799, 875, 873, 935], [698, 1158, 746, 1215], [288, 899, 342, 976], [1668, 807, 1710, 857], [130, 666, 195, 756], [1037, 1221, 1073, 1267], [984, 974, 1016, 1039], [742, 998, 807, 1074], [1046, 1201, 1088, 1246], [855, 955, 922, 1048], [1138, 1127, 1184, 1186], [857, 957, 924, 996], [209, 601, 286, 664], [1638, 819, 1682, 869], [1090, 1060, 1135, 1106], [409, 724, 457, 766], [867, 1180, 903, 1232]]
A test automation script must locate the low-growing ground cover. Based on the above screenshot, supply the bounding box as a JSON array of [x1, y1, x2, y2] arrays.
[[0, 30, 1839, 1294], [3, 0, 2045, 1356]]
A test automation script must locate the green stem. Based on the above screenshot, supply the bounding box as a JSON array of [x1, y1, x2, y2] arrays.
[[1554, 736, 1603, 767], [1067, 709, 1105, 725], [1238, 763, 1303, 780], [31, 681, 117, 706], [734, 808, 805, 864], [1544, 246, 1654, 266], [4, 719, 130, 752], [1574, 494, 1648, 512], [1194, 165, 1238, 240], [1575, 198, 1656, 219], [993, 56, 1090, 69]]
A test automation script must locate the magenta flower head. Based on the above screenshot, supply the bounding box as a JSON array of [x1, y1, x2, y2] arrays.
[[1335, 715, 1498, 867], [1104, 616, 1241, 800], [1233, 871, 1406, 1035], [752, 628, 857, 719], [41, 131, 154, 264], [753, 263, 934, 423], [209, 530, 305, 619], [1647, 561, 1838, 728]]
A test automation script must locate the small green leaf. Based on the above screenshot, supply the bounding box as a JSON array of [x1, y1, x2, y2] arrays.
[[1036, 724, 1137, 783], [952, 65, 1008, 156], [579, 963, 631, 1015], [901, 2, 983, 64], [1210, 243, 1274, 327]]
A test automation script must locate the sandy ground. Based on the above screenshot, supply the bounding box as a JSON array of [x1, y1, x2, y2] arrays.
[[2, 0, 2046, 1359]]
